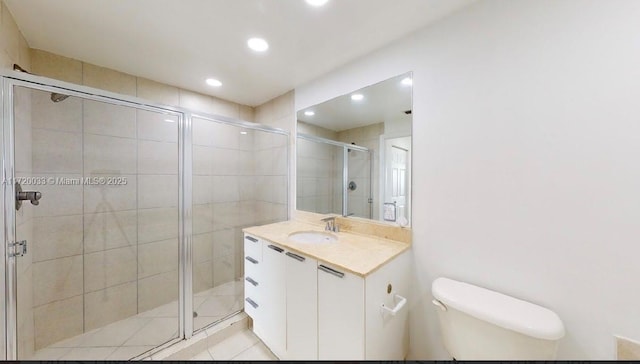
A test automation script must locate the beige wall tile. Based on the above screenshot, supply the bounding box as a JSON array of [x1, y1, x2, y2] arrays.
[[212, 176, 239, 203], [193, 232, 213, 264], [83, 175, 137, 213], [137, 78, 180, 105], [179, 89, 212, 114], [1, 0, 23, 67], [31, 174, 83, 217], [138, 140, 178, 174], [211, 147, 238, 176], [84, 282, 137, 331], [84, 210, 137, 253], [239, 105, 255, 122], [211, 122, 241, 149], [137, 207, 179, 243], [138, 174, 178, 209], [33, 255, 83, 306], [33, 215, 83, 262], [84, 246, 137, 292], [193, 145, 214, 175], [209, 97, 240, 119], [32, 89, 82, 132], [212, 254, 234, 286], [212, 228, 234, 258], [192, 117, 214, 146], [30, 49, 82, 84], [83, 63, 136, 96], [138, 238, 178, 279], [83, 134, 137, 174], [137, 109, 178, 142], [272, 91, 294, 121], [193, 203, 214, 234], [193, 175, 213, 204], [32, 129, 82, 173], [138, 270, 179, 312], [194, 261, 213, 293], [83, 100, 136, 138], [34, 295, 83, 350]]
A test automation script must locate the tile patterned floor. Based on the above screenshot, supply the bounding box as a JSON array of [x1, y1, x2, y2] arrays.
[[25, 280, 243, 360], [190, 329, 278, 361]]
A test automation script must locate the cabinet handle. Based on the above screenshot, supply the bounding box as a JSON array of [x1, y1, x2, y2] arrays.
[[285, 252, 305, 262], [245, 277, 259, 286], [245, 298, 258, 309], [245, 236, 258, 243], [318, 264, 345, 278], [245, 256, 258, 264], [267, 244, 284, 253]]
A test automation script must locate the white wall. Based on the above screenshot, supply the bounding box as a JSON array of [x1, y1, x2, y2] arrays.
[[296, 0, 640, 359]]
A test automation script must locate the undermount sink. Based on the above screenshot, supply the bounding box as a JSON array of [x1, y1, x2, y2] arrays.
[[288, 231, 338, 244]]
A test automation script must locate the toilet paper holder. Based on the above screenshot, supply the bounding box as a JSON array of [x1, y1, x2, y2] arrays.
[[381, 294, 407, 316]]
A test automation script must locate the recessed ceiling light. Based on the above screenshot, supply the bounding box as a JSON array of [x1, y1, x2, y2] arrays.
[[247, 37, 269, 52], [240, 131, 248, 135], [401, 77, 413, 86], [306, 0, 329, 7], [351, 94, 364, 101], [304, 110, 315, 116], [206, 78, 222, 87], [164, 119, 176, 123]]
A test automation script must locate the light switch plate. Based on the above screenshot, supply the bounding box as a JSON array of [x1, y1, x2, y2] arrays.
[[616, 336, 640, 360]]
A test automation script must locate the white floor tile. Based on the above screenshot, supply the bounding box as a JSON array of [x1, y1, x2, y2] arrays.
[[208, 329, 259, 360], [59, 347, 117, 360], [27, 347, 71, 360], [124, 317, 179, 346], [231, 342, 277, 361], [191, 349, 214, 360], [106, 345, 155, 360]]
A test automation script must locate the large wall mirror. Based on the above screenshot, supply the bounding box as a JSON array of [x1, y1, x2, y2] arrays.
[[296, 72, 413, 226]]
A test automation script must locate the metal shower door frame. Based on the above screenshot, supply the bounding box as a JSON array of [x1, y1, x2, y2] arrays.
[[0, 71, 189, 360]]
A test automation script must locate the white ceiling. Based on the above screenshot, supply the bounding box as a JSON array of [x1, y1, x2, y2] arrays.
[[297, 72, 412, 132], [6, 0, 474, 107]]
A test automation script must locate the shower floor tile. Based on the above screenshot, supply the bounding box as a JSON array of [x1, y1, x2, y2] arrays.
[[24, 279, 243, 361]]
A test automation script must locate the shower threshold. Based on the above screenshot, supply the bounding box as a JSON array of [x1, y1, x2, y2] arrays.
[[24, 279, 243, 360]]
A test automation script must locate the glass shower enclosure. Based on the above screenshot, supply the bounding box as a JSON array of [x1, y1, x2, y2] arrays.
[[296, 133, 372, 219], [0, 71, 289, 360]]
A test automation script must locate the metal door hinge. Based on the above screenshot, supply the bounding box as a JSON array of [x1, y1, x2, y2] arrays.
[[9, 240, 27, 257]]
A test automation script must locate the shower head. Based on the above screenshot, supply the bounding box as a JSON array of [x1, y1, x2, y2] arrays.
[[50, 92, 70, 103]]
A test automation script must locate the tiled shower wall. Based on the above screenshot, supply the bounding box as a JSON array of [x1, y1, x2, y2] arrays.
[[20, 89, 180, 349], [191, 118, 288, 313], [296, 121, 342, 214]]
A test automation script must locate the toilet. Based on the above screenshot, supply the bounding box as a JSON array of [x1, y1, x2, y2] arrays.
[[431, 277, 565, 360]]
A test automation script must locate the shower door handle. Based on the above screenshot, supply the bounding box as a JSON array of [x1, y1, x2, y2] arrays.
[[15, 182, 42, 210]]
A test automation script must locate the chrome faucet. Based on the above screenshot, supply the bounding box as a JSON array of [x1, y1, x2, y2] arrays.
[[321, 216, 339, 232]]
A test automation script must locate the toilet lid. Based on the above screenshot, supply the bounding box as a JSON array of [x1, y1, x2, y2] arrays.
[[432, 277, 565, 340]]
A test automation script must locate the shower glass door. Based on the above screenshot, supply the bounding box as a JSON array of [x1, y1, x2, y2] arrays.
[[191, 115, 288, 332], [6, 83, 183, 360]]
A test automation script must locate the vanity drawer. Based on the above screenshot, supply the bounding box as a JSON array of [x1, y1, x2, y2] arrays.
[[245, 295, 260, 319], [244, 254, 261, 279], [244, 234, 262, 262], [244, 276, 261, 301]]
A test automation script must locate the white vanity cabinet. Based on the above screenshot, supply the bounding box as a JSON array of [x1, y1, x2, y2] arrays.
[[259, 242, 287, 358], [243, 233, 410, 360], [285, 251, 318, 360], [317, 262, 365, 360]]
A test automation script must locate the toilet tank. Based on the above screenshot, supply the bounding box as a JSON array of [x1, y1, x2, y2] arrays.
[[431, 277, 565, 360]]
